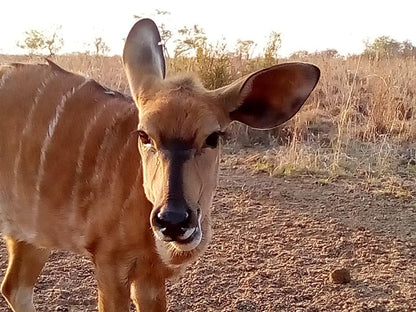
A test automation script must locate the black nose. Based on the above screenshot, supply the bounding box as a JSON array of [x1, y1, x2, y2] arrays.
[[154, 208, 192, 241]]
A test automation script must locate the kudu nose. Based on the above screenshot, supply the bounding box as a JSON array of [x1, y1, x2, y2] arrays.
[[154, 208, 192, 241]]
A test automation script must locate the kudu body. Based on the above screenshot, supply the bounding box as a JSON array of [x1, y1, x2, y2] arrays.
[[0, 19, 320, 311]]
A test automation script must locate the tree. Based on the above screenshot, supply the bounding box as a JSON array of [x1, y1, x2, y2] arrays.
[[236, 39, 256, 60], [364, 36, 400, 59], [93, 37, 110, 55], [44, 27, 64, 56], [263, 31, 281, 67], [290, 50, 309, 59], [17, 30, 45, 55], [364, 36, 416, 60], [17, 27, 63, 56], [319, 49, 339, 58], [400, 40, 416, 58], [174, 25, 207, 57]]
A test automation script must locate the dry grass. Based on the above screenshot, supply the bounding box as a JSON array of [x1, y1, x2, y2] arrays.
[[1, 52, 415, 183], [1, 51, 415, 312]]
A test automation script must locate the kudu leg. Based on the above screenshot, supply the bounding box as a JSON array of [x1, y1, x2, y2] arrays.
[[130, 272, 166, 312], [94, 258, 132, 312], [1, 236, 50, 312]]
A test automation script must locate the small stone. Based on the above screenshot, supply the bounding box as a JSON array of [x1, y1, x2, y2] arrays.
[[329, 268, 351, 284]]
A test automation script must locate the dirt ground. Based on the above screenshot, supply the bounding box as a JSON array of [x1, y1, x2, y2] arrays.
[[0, 152, 415, 312]]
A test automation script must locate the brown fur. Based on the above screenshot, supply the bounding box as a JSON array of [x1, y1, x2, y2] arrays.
[[0, 63, 176, 311], [0, 22, 319, 311], [0, 62, 223, 312]]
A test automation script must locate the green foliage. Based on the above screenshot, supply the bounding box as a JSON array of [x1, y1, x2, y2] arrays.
[[196, 41, 231, 89], [174, 25, 207, 57], [44, 29, 64, 56], [364, 36, 416, 59], [171, 25, 231, 89], [17, 30, 45, 54], [263, 31, 281, 67], [17, 28, 63, 56]]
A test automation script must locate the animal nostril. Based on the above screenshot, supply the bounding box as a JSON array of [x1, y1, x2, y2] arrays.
[[180, 209, 193, 227], [155, 212, 168, 228], [156, 210, 190, 227], [184, 209, 190, 222]]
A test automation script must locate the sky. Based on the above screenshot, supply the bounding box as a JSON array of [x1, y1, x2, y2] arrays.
[[1, 0, 415, 57]]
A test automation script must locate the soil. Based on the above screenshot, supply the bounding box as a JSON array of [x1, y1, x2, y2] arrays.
[[0, 152, 415, 312]]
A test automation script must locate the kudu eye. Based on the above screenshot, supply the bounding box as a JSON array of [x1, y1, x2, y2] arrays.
[[205, 132, 221, 148], [138, 130, 151, 145]]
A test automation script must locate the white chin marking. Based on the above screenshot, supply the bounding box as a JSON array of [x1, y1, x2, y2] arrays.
[[154, 214, 203, 252], [180, 227, 196, 240], [171, 228, 202, 252], [172, 213, 203, 252]]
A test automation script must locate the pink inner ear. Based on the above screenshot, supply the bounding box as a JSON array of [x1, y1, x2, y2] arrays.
[[230, 63, 320, 130]]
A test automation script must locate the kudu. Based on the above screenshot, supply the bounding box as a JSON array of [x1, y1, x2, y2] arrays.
[[0, 19, 320, 311]]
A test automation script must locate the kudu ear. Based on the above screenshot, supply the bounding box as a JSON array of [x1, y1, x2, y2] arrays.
[[123, 18, 166, 102], [211, 63, 320, 129]]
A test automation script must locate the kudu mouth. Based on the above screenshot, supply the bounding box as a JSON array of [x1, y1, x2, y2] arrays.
[[151, 203, 202, 252]]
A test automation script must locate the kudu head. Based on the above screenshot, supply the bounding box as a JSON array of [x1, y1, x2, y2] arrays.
[[123, 19, 320, 254]]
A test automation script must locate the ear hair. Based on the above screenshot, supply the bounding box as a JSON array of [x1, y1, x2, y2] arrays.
[[210, 63, 320, 129]]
